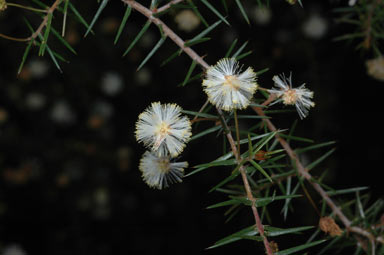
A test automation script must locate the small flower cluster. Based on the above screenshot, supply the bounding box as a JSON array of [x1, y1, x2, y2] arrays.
[[135, 102, 192, 189], [268, 73, 315, 119], [135, 59, 314, 189], [202, 58, 314, 118], [202, 58, 258, 111]]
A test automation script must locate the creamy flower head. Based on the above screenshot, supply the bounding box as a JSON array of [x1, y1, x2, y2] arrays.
[[269, 73, 315, 119], [202, 58, 258, 111], [366, 56, 384, 81], [139, 151, 188, 189], [135, 102, 192, 157]]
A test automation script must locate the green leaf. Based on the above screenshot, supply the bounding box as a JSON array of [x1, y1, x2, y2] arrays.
[[137, 36, 166, 71], [276, 240, 327, 255], [282, 176, 292, 220], [306, 148, 336, 170], [209, 160, 248, 192], [207, 194, 301, 209], [190, 125, 221, 141], [252, 131, 278, 156], [68, 2, 94, 34], [123, 20, 152, 57], [254, 194, 301, 207], [248, 133, 253, 157], [224, 38, 238, 58], [24, 18, 63, 72], [187, 0, 208, 27], [181, 110, 217, 119], [29, 0, 47, 9], [160, 49, 182, 67], [18, 39, 34, 74], [184, 37, 211, 47], [189, 19, 222, 43], [235, 50, 252, 61], [279, 133, 314, 143], [114, 5, 132, 44], [181, 60, 197, 86], [232, 41, 248, 58], [333, 33, 365, 42], [207, 198, 246, 209], [295, 141, 336, 154], [235, 0, 250, 24], [186, 152, 233, 177], [45, 43, 63, 72], [255, 67, 269, 76], [200, 0, 229, 26], [207, 225, 259, 249], [264, 225, 314, 237], [194, 159, 236, 169], [84, 0, 109, 37], [51, 26, 77, 55], [39, 12, 53, 56], [62, 0, 69, 37], [178, 71, 203, 86], [326, 186, 369, 196], [317, 236, 342, 255], [356, 191, 365, 219], [238, 131, 277, 145], [249, 159, 273, 183]]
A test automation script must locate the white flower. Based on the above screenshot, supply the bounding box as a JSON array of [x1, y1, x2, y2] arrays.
[[302, 14, 327, 39], [174, 10, 200, 32], [101, 71, 124, 96], [366, 56, 384, 81], [202, 58, 258, 111], [135, 102, 192, 157], [139, 151, 188, 189], [269, 73, 315, 119]]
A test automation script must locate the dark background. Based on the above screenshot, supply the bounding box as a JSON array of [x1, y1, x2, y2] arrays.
[[0, 0, 383, 254]]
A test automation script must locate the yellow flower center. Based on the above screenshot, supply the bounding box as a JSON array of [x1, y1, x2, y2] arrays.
[[153, 122, 170, 150], [224, 75, 239, 90], [282, 89, 298, 105], [157, 157, 171, 174]]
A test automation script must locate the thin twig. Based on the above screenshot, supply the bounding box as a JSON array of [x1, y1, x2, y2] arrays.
[[7, 2, 48, 13], [155, 0, 185, 13], [363, 0, 382, 49], [0, 0, 62, 42]]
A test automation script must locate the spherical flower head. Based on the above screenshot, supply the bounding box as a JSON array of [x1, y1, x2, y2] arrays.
[[269, 73, 315, 119], [135, 102, 192, 157], [139, 151, 188, 189], [202, 58, 258, 111]]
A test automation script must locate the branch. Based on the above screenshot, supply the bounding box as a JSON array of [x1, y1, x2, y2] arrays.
[[363, 0, 382, 49], [155, 0, 185, 13], [0, 0, 62, 42], [121, 1, 273, 254]]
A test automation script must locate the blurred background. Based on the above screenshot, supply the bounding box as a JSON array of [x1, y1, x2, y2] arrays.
[[0, 0, 383, 254]]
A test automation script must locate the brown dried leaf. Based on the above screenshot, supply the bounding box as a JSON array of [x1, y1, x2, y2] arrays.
[[319, 216, 343, 237]]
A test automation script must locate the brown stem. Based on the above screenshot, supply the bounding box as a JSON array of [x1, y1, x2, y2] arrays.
[[0, 0, 62, 42], [122, 1, 273, 254], [217, 108, 274, 255], [363, 0, 382, 49], [155, 0, 185, 13], [7, 2, 48, 13]]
